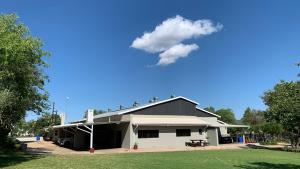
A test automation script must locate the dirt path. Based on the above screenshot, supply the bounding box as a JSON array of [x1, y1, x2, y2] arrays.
[[24, 141, 250, 155]]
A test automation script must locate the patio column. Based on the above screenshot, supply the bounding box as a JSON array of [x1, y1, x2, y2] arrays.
[[89, 124, 94, 153]]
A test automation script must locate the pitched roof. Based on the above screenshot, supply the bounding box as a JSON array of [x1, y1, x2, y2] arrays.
[[71, 96, 220, 123], [93, 96, 198, 119], [196, 107, 220, 118]]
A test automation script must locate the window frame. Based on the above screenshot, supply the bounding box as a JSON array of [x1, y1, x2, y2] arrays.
[[138, 130, 159, 138], [176, 129, 191, 137]]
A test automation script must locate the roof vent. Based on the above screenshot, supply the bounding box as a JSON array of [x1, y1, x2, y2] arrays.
[[119, 105, 125, 110], [170, 95, 176, 98], [152, 97, 159, 102], [107, 108, 112, 112], [133, 101, 139, 107]]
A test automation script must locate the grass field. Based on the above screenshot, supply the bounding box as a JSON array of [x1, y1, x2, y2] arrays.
[[1, 149, 300, 169]]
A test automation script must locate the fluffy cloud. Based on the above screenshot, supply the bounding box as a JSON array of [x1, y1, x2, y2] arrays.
[[158, 43, 199, 65], [131, 15, 222, 65]]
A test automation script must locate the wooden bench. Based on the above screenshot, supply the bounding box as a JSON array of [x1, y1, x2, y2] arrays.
[[186, 139, 206, 147]]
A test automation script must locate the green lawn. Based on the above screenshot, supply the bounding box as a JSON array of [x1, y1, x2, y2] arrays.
[[1, 149, 300, 169]]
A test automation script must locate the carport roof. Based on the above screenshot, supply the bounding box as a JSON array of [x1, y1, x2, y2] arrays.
[[210, 120, 250, 128]]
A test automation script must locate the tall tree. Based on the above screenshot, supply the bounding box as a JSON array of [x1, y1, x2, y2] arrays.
[[215, 108, 236, 124], [204, 106, 216, 113], [33, 113, 60, 136], [262, 80, 300, 148], [0, 14, 49, 145], [83, 109, 106, 118], [241, 107, 254, 125]]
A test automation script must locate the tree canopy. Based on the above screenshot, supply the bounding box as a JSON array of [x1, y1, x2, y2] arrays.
[[241, 108, 265, 126], [204, 107, 216, 113], [215, 108, 236, 124], [262, 80, 300, 148], [83, 109, 106, 118], [0, 14, 49, 144]]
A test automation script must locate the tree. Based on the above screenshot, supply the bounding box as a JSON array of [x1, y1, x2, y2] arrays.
[[215, 108, 236, 124], [241, 107, 254, 125], [204, 107, 216, 113], [33, 113, 60, 136], [262, 80, 300, 148], [0, 14, 49, 145], [83, 109, 106, 118], [262, 123, 283, 137]]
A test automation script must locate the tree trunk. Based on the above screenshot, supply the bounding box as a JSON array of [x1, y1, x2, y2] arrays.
[[296, 137, 300, 149]]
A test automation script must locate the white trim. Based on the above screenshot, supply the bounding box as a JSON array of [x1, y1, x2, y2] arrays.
[[196, 107, 221, 118], [132, 124, 209, 126], [224, 124, 250, 128], [211, 124, 250, 128], [52, 123, 83, 128], [77, 127, 91, 134], [52, 121, 128, 129]]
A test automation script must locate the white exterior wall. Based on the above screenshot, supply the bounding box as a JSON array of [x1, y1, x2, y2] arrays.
[[201, 117, 218, 124], [133, 126, 207, 148], [207, 128, 219, 146], [219, 126, 228, 136]]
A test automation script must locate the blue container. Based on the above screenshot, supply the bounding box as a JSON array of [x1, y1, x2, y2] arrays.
[[36, 136, 40, 141], [239, 137, 243, 143]]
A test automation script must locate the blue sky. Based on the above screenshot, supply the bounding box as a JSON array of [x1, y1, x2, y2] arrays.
[[1, 0, 299, 122]]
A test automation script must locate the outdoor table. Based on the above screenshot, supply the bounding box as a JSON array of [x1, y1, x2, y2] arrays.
[[190, 139, 204, 147]]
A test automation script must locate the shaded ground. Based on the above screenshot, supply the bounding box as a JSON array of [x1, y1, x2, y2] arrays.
[[25, 140, 249, 155], [1, 149, 299, 169], [0, 150, 44, 168]]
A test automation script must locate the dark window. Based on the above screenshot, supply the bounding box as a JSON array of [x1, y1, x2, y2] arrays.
[[199, 128, 204, 135], [138, 130, 159, 138], [176, 129, 191, 137]]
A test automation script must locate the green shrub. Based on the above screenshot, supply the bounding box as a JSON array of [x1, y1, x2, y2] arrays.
[[284, 146, 300, 153], [259, 140, 277, 145], [0, 137, 21, 151]]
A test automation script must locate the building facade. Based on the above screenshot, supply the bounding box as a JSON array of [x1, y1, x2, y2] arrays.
[[53, 96, 247, 150]]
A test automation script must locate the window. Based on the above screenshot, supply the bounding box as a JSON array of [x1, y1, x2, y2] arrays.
[[199, 128, 203, 135], [176, 129, 191, 137], [138, 130, 159, 138]]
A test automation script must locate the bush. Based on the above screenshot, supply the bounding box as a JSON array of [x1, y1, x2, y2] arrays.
[[284, 146, 300, 153], [259, 140, 277, 145], [0, 137, 21, 151]]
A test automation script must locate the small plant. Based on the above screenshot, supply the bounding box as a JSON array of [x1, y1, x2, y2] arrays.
[[284, 146, 300, 153], [133, 142, 138, 150]]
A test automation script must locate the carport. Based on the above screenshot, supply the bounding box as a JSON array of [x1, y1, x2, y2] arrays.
[[53, 109, 131, 153]]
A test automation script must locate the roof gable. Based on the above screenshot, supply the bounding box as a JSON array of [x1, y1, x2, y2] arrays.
[[93, 96, 198, 119]]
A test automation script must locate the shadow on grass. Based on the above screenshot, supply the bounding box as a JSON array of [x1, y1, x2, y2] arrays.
[[236, 162, 300, 169], [0, 150, 45, 168], [243, 144, 284, 151]]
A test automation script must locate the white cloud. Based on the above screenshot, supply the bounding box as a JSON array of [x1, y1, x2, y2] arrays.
[[131, 15, 222, 65], [158, 43, 199, 65]]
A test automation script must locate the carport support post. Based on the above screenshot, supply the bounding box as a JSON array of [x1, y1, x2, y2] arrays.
[[89, 124, 94, 153]]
